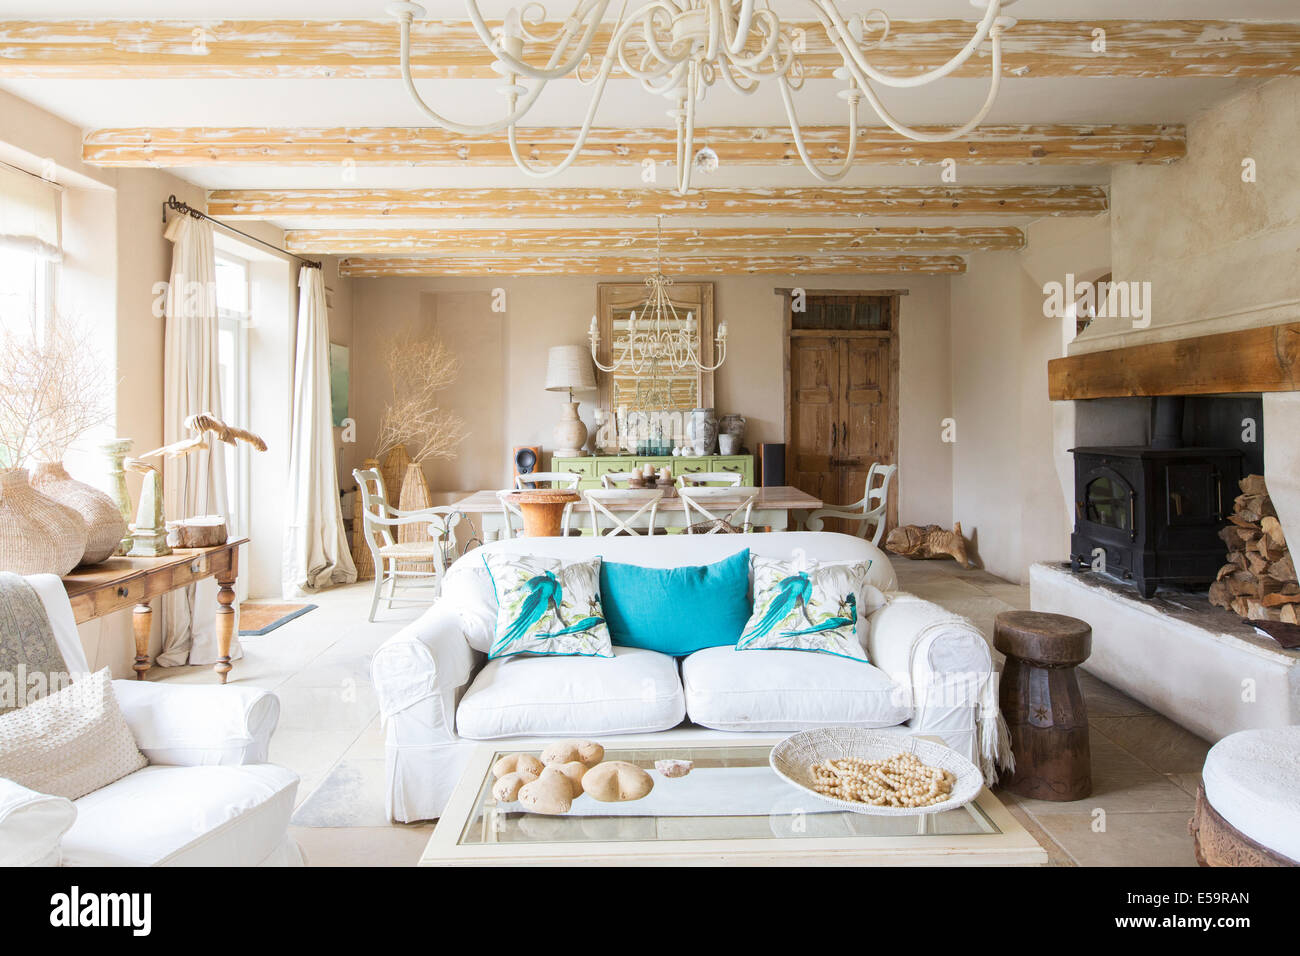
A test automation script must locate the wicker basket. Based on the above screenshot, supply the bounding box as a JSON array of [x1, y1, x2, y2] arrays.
[[0, 468, 89, 576], [350, 457, 379, 581], [769, 727, 983, 816], [29, 461, 127, 566]]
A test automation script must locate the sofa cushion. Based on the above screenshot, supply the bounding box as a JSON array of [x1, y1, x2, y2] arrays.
[[739, 556, 874, 662], [600, 550, 751, 656], [457, 646, 686, 739], [682, 646, 910, 732], [482, 553, 613, 660], [61, 764, 299, 866]]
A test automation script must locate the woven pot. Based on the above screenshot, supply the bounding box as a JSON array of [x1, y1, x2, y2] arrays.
[[381, 444, 410, 504], [396, 462, 434, 573], [350, 457, 378, 582], [29, 462, 127, 566], [0, 468, 89, 575]]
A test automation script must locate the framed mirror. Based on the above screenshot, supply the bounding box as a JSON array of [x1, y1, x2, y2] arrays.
[[595, 281, 715, 451]]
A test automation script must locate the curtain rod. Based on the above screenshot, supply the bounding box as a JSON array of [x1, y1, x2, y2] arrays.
[[162, 195, 320, 269], [0, 158, 67, 192]]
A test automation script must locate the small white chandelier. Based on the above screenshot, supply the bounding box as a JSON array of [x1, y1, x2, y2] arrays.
[[388, 0, 1018, 193], [588, 218, 727, 374]]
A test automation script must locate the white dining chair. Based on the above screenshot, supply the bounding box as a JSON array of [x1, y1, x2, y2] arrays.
[[600, 471, 643, 488], [803, 462, 898, 546], [679, 486, 758, 534], [585, 488, 664, 536], [675, 471, 743, 488], [354, 468, 463, 622]]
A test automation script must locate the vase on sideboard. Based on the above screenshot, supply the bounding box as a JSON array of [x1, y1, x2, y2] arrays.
[[0, 468, 88, 576], [29, 461, 127, 566]]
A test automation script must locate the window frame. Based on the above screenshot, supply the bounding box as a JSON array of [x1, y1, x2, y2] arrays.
[[215, 249, 252, 542]]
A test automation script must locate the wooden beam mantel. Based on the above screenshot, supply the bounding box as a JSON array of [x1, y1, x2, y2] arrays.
[[286, 225, 1023, 256], [338, 254, 966, 278], [4, 19, 1299, 80], [84, 124, 1184, 168], [1047, 323, 1300, 401], [208, 185, 1108, 220]]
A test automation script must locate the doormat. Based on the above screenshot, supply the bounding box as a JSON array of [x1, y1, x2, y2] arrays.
[[238, 603, 318, 636]]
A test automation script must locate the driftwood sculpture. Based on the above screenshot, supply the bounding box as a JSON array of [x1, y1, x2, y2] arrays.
[[124, 413, 268, 556], [885, 522, 971, 568]]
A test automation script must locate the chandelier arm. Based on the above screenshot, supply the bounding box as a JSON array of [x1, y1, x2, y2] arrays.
[[723, 9, 785, 73], [776, 79, 859, 183], [395, 17, 548, 134], [639, 59, 689, 96], [718, 59, 761, 96], [725, 0, 757, 56], [838, 27, 1007, 143], [625, 2, 686, 76], [463, 0, 613, 81], [675, 71, 699, 194], [505, 40, 623, 177], [812, 0, 1002, 90]]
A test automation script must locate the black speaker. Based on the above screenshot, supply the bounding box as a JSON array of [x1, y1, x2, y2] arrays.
[[513, 446, 539, 478], [758, 442, 786, 487]]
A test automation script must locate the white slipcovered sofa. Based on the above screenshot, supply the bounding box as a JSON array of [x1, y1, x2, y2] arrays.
[[0, 575, 302, 867], [372, 532, 1008, 823]]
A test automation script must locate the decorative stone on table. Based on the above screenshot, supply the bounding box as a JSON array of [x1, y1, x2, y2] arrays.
[[655, 758, 693, 778]]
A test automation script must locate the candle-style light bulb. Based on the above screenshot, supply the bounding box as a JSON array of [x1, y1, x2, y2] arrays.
[[588, 314, 598, 338], [718, 320, 728, 340], [627, 310, 637, 334]]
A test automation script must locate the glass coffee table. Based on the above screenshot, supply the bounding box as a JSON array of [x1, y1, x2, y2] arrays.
[[419, 736, 1047, 865]]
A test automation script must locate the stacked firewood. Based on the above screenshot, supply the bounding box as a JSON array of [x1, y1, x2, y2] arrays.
[[1208, 475, 1299, 622]]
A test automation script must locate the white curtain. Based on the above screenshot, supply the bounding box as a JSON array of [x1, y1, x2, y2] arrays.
[[283, 265, 356, 596], [157, 213, 237, 666]]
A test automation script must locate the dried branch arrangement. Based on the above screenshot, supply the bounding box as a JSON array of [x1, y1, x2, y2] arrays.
[[374, 329, 467, 464], [0, 322, 112, 470]]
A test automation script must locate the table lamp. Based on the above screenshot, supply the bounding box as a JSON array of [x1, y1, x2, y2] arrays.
[[545, 345, 597, 457]]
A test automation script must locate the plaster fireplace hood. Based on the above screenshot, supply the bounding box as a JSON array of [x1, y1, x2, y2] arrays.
[[1036, 320, 1300, 741]]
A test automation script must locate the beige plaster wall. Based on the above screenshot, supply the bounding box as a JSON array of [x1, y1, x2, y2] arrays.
[[1075, 77, 1300, 354], [348, 273, 954, 528]]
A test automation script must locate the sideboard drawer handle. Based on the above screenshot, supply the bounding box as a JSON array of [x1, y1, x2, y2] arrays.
[[116, 586, 129, 598]]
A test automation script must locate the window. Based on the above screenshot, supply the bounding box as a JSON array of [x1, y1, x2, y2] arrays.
[[791, 293, 894, 332], [0, 243, 55, 337], [216, 251, 251, 538]]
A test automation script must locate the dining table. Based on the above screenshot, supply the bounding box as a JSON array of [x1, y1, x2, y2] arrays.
[[451, 486, 823, 540]]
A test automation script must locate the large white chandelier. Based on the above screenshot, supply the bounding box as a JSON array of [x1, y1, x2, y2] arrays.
[[388, 0, 1017, 193], [588, 218, 727, 374]]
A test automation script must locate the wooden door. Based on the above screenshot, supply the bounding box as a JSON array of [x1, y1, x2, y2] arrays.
[[836, 335, 892, 529], [788, 336, 839, 505]]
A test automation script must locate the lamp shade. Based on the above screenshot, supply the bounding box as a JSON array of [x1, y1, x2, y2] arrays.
[[544, 345, 597, 392]]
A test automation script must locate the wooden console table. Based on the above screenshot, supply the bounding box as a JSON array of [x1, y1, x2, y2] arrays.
[[61, 538, 248, 684]]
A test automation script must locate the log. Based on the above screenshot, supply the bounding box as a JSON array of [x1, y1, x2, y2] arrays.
[[1234, 494, 1276, 523], [1240, 475, 1269, 496], [1226, 571, 1260, 596], [1270, 554, 1297, 582], [1247, 553, 1271, 577], [1283, 604, 1300, 625], [1220, 526, 1261, 551], [167, 515, 228, 548], [1208, 579, 1233, 608], [1260, 591, 1300, 607], [1261, 515, 1287, 548]]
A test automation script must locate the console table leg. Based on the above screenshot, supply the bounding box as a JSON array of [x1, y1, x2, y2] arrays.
[[215, 577, 236, 684], [132, 601, 152, 680]]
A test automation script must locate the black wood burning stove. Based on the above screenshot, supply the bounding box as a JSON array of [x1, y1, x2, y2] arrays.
[[1069, 398, 1243, 598]]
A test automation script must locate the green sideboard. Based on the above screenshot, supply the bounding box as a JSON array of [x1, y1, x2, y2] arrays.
[[550, 454, 754, 489]]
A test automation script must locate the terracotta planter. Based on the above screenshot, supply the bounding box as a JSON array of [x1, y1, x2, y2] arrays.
[[0, 468, 89, 575], [30, 461, 128, 566]]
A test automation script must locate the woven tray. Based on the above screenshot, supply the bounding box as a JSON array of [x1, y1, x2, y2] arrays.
[[770, 727, 983, 817]]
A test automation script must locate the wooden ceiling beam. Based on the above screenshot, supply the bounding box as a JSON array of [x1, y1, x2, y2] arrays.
[[287, 225, 1022, 255], [338, 254, 966, 278], [4, 19, 1299, 79], [208, 185, 1108, 220], [84, 125, 1183, 167]]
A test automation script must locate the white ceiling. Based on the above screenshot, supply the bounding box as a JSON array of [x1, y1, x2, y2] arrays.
[[0, 0, 1287, 237]]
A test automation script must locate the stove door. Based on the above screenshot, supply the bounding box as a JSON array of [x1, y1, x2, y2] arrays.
[[1081, 467, 1136, 538]]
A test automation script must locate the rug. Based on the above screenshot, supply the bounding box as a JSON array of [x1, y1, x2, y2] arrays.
[[238, 603, 318, 636]]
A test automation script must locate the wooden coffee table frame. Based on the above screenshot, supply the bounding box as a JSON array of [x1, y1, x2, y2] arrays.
[[420, 735, 1048, 866]]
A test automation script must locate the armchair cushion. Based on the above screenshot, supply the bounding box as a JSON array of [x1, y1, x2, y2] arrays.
[[111, 679, 280, 766], [61, 763, 299, 867], [0, 668, 146, 801], [0, 777, 76, 866]]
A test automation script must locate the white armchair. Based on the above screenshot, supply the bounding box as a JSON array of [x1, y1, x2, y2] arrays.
[[803, 462, 898, 546], [0, 575, 302, 867]]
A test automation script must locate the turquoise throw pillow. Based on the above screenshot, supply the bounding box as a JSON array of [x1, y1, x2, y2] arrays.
[[600, 549, 751, 657]]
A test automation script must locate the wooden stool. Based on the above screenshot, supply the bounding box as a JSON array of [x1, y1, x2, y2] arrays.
[[994, 610, 1093, 801]]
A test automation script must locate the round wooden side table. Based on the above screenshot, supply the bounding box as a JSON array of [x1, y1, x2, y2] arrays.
[[994, 610, 1093, 802], [505, 489, 581, 538]]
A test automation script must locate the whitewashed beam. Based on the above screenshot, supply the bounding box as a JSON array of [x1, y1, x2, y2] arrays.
[[286, 225, 1023, 255], [207, 185, 1108, 219], [3, 19, 1298, 79], [84, 125, 1184, 167], [338, 254, 967, 277]]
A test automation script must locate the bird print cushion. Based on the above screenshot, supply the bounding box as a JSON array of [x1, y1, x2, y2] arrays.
[[482, 553, 614, 660], [738, 555, 874, 662]]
